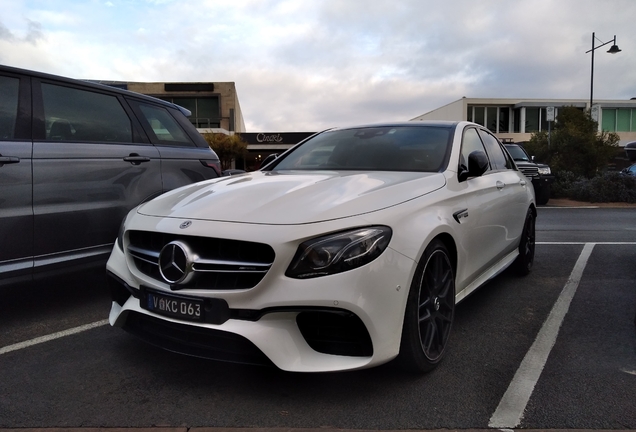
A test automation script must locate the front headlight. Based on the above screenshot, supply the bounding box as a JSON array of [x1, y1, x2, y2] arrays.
[[538, 166, 551, 175], [285, 226, 392, 279]]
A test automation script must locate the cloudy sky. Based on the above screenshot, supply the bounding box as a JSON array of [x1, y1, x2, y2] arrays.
[[1, 0, 635, 132]]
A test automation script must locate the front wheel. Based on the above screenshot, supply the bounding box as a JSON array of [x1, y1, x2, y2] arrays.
[[514, 208, 535, 276], [398, 239, 455, 373]]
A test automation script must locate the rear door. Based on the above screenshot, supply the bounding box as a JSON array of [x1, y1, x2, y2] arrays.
[[127, 98, 221, 190], [0, 71, 33, 282], [31, 79, 162, 272]]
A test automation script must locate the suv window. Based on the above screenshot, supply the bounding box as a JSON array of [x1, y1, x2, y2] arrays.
[[460, 128, 490, 172], [42, 83, 132, 143], [478, 129, 511, 170], [137, 103, 193, 146], [0, 76, 19, 140]]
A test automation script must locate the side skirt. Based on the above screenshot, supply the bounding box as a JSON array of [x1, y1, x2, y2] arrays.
[[455, 249, 519, 304]]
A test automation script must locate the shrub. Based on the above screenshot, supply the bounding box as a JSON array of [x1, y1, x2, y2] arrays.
[[561, 172, 636, 203]]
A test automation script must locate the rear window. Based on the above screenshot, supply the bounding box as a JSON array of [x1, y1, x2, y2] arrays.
[[137, 103, 193, 146], [271, 126, 452, 172], [41, 83, 132, 143], [0, 76, 19, 140]]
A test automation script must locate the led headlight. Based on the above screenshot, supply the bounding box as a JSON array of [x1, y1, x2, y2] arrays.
[[286, 226, 392, 279]]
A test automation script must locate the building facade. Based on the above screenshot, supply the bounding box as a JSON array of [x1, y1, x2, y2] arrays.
[[237, 132, 316, 171], [412, 97, 636, 146]]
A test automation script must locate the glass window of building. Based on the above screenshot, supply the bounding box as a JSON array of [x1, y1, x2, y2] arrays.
[[617, 109, 631, 132], [601, 108, 635, 132], [526, 108, 540, 132], [602, 109, 616, 132], [160, 96, 220, 128], [468, 106, 510, 133]]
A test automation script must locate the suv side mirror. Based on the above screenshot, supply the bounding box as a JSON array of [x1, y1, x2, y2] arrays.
[[458, 150, 489, 181]]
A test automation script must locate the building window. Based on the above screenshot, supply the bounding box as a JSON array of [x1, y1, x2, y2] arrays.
[[468, 106, 511, 133], [602, 108, 635, 132], [159, 96, 220, 129]]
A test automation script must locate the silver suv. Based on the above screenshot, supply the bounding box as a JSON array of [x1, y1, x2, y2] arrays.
[[0, 65, 221, 286]]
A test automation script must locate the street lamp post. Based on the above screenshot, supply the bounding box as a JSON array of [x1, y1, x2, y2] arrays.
[[586, 32, 621, 110]]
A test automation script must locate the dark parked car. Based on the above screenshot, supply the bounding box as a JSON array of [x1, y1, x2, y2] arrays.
[[504, 143, 554, 205], [0, 64, 221, 286], [625, 141, 636, 162]]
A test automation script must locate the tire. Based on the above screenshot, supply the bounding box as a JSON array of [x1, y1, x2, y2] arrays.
[[514, 208, 535, 276], [398, 239, 455, 373]]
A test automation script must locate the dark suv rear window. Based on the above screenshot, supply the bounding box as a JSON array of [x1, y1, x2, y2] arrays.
[[41, 83, 133, 143], [0, 76, 19, 140], [136, 103, 194, 146]]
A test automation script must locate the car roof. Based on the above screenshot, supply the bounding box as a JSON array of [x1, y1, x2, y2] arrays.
[[326, 121, 461, 132], [0, 64, 190, 115]]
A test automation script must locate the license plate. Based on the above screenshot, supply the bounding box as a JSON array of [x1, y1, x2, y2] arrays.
[[143, 289, 204, 322]]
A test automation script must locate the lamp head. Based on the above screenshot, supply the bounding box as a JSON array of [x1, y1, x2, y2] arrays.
[[607, 44, 621, 54]]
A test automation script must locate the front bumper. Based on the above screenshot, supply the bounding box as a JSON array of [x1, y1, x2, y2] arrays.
[[106, 217, 416, 372]]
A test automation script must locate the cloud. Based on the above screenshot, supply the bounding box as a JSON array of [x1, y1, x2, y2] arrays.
[[1, 0, 636, 130]]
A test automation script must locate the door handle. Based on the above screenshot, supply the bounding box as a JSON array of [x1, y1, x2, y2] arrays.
[[0, 155, 20, 166], [520, 180, 527, 186], [496, 180, 505, 190], [123, 154, 151, 165]]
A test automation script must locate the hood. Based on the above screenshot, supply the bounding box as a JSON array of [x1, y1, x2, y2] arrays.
[[138, 170, 446, 224]]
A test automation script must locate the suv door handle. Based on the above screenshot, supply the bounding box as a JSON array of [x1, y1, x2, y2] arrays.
[[0, 155, 20, 166], [496, 180, 505, 190], [123, 154, 151, 165]]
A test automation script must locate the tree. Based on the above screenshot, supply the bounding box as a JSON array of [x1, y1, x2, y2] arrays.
[[202, 133, 248, 171], [525, 106, 619, 178]]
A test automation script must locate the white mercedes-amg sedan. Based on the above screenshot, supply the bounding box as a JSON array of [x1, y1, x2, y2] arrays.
[[106, 121, 536, 373]]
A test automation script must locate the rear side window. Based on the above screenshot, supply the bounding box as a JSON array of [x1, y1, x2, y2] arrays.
[[0, 76, 19, 140], [137, 103, 193, 146], [41, 83, 132, 143]]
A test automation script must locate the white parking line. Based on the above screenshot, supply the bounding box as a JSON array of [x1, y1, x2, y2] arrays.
[[488, 242, 595, 429], [538, 242, 636, 245], [0, 319, 109, 356]]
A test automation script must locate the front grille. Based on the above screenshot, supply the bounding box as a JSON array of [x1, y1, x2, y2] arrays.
[[296, 311, 373, 357], [122, 311, 273, 366], [127, 230, 275, 290], [518, 166, 539, 178]]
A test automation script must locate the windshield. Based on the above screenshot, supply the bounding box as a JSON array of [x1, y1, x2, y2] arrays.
[[270, 126, 452, 172], [506, 145, 530, 162]]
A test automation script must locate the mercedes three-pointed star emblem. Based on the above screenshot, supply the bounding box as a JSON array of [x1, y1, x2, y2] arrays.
[[158, 241, 194, 285]]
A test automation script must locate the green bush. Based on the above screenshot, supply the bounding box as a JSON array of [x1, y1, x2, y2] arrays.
[[554, 171, 636, 203]]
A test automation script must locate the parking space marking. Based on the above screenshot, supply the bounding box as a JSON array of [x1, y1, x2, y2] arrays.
[[489, 242, 595, 429], [0, 319, 109, 356], [538, 242, 636, 245]]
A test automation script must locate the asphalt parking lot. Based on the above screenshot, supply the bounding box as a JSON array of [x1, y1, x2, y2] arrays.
[[0, 205, 635, 431]]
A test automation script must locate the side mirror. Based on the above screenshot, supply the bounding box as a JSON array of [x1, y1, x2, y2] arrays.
[[259, 153, 279, 169], [531, 155, 536, 162], [459, 150, 489, 181]]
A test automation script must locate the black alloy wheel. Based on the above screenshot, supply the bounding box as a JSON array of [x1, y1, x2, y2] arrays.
[[514, 208, 536, 275], [398, 239, 455, 373]]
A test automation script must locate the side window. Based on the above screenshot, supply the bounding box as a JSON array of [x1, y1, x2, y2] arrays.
[[137, 103, 193, 146], [460, 128, 490, 172], [478, 130, 511, 170], [41, 83, 132, 143], [0, 75, 20, 140]]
